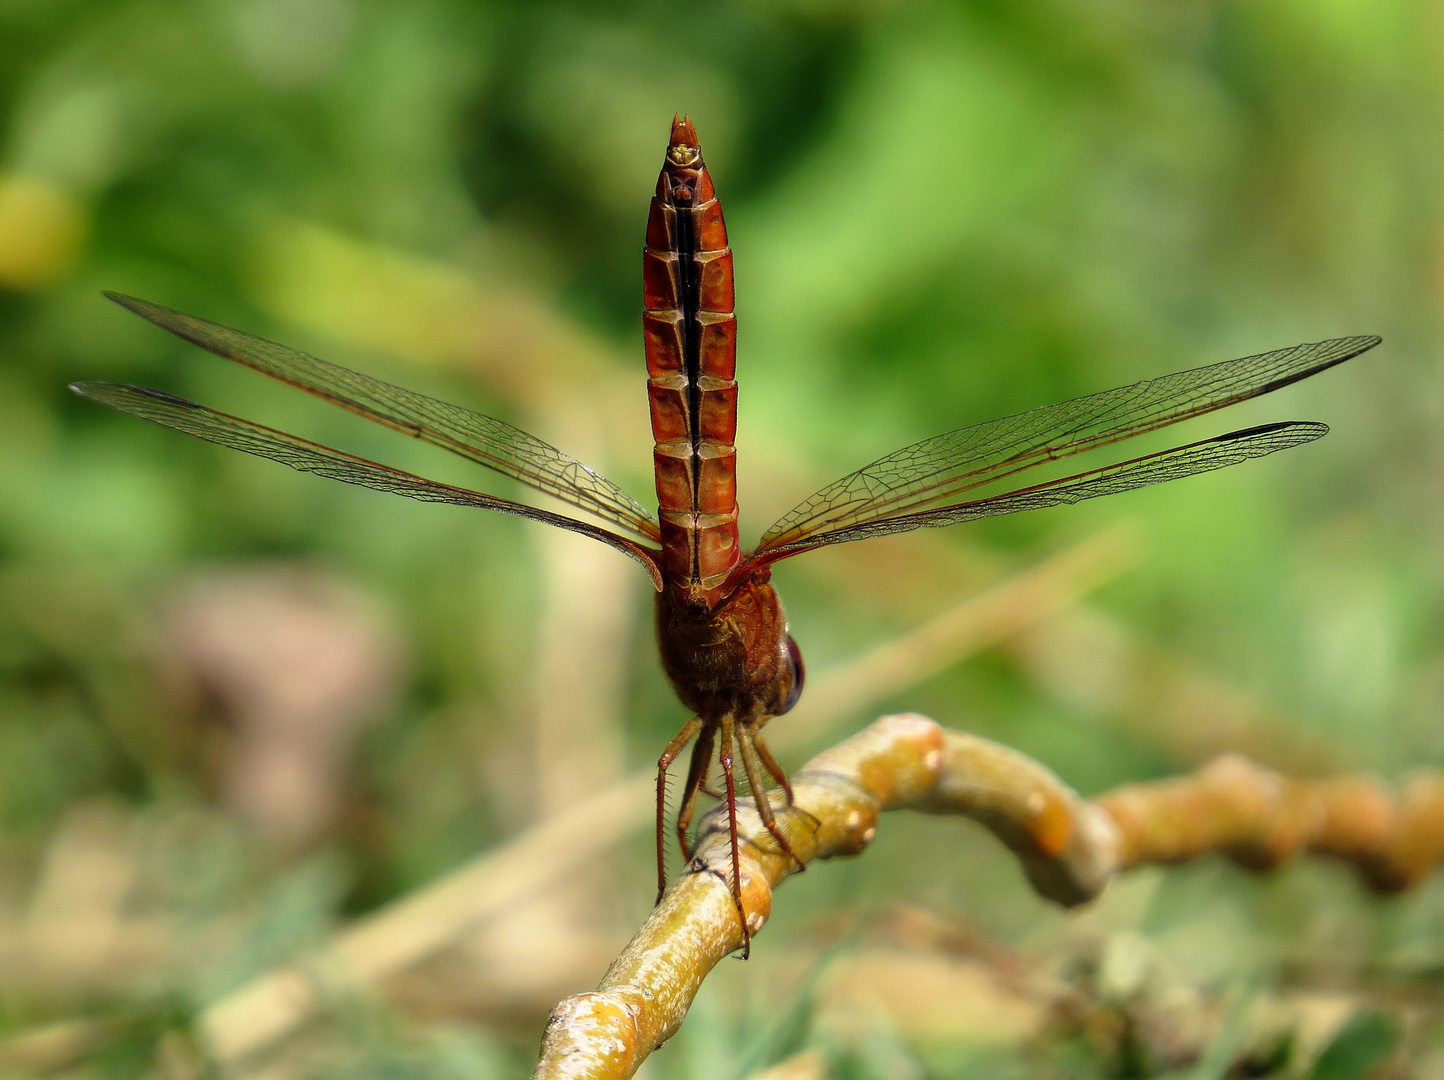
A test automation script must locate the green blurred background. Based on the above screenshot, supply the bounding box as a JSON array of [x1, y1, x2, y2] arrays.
[[0, 0, 1441, 1077]]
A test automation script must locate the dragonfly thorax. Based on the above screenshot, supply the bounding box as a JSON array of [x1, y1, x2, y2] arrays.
[[655, 572, 801, 724]]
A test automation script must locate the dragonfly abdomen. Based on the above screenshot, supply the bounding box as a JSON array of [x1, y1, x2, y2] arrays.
[[643, 116, 740, 599]]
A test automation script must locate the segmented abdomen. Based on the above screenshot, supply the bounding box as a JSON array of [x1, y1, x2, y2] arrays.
[[642, 117, 740, 598]]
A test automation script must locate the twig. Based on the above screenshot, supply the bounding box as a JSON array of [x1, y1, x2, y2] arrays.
[[1098, 754, 1444, 890], [533, 715, 1444, 1080], [200, 532, 1132, 1067]]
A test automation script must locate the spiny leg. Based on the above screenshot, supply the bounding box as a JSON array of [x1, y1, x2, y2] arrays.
[[718, 714, 750, 958], [673, 722, 716, 863], [656, 716, 702, 905], [739, 727, 805, 873], [751, 729, 795, 806], [753, 729, 823, 837]]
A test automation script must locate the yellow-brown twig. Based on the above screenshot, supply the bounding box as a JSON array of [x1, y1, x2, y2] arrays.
[[533, 714, 1444, 1080]]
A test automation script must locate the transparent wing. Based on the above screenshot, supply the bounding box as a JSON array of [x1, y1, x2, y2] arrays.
[[71, 381, 663, 588], [750, 421, 1327, 560], [106, 293, 661, 542], [759, 336, 1378, 551]]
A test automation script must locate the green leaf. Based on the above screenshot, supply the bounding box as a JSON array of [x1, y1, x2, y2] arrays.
[[1304, 1011, 1397, 1080]]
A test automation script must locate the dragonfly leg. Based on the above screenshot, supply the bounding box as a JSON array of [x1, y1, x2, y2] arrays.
[[674, 722, 716, 863], [739, 728, 805, 874], [718, 714, 750, 958], [751, 730, 795, 806], [656, 716, 702, 905]]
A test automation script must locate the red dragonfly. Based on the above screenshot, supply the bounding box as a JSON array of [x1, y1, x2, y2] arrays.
[[74, 116, 1379, 954]]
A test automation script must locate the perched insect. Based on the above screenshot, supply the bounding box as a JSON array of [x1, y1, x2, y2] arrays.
[[73, 116, 1379, 955]]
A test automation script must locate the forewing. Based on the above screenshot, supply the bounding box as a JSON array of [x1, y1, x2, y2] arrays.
[[752, 421, 1327, 559], [71, 381, 663, 588], [105, 293, 660, 542], [760, 336, 1378, 550]]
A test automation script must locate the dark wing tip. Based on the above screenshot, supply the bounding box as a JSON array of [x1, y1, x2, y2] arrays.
[[1341, 333, 1383, 355], [103, 291, 171, 326], [1324, 334, 1382, 362], [101, 293, 236, 356], [70, 380, 201, 410], [1215, 419, 1329, 442], [69, 378, 120, 400]]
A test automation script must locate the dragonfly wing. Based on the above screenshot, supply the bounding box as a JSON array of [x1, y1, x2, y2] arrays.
[[759, 336, 1378, 550], [752, 421, 1327, 560], [105, 293, 661, 543], [71, 381, 664, 588]]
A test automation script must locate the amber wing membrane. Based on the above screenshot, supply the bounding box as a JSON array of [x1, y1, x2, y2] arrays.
[[756, 335, 1379, 556], [69, 381, 663, 585], [759, 420, 1328, 557], [104, 293, 661, 543]]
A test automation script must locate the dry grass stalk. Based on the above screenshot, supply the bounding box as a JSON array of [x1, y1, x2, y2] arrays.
[[1009, 605, 1346, 774], [0, 1017, 112, 1074], [533, 715, 1444, 1080], [774, 527, 1139, 751]]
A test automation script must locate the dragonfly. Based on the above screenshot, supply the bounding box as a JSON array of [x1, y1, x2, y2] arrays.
[[73, 116, 1379, 956]]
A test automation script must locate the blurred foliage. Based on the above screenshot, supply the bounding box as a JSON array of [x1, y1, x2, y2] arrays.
[[1, 0, 1443, 1076]]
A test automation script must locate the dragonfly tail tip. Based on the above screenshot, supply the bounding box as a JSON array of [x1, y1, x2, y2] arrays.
[[670, 114, 699, 148]]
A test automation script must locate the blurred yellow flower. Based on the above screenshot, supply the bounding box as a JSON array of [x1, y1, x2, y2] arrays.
[[0, 174, 85, 290]]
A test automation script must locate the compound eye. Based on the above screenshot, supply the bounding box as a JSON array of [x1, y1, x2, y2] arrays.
[[778, 635, 805, 715]]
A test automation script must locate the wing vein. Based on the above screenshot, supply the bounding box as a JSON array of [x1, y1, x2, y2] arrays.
[[71, 381, 663, 588], [105, 293, 661, 542], [754, 421, 1329, 558], [758, 336, 1378, 552]]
